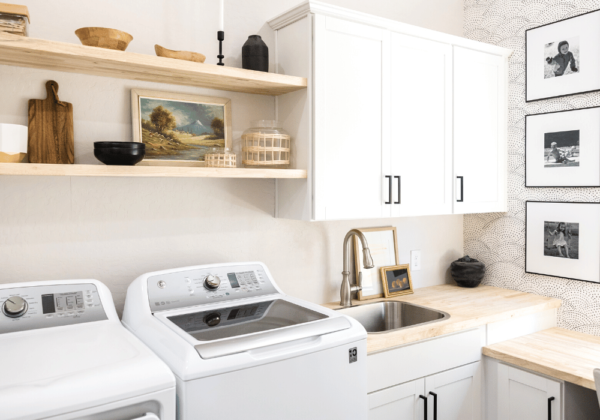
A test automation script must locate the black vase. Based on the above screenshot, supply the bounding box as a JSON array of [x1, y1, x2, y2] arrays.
[[450, 255, 485, 288], [242, 35, 269, 72]]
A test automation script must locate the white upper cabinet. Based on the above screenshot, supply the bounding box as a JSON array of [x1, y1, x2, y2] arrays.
[[453, 47, 508, 214], [269, 1, 511, 221], [389, 33, 453, 217]]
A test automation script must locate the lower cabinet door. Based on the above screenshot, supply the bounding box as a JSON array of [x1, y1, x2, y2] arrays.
[[368, 378, 426, 420], [497, 364, 562, 420], [425, 362, 482, 420]]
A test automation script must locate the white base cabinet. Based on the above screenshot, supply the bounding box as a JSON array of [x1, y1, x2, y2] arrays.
[[269, 1, 511, 221], [369, 362, 482, 420]]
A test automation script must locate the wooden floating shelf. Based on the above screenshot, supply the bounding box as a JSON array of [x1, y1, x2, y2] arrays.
[[0, 163, 307, 179], [0, 33, 307, 95]]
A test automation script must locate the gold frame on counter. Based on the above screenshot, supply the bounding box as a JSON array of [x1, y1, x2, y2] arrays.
[[354, 226, 399, 301], [380, 264, 414, 298]]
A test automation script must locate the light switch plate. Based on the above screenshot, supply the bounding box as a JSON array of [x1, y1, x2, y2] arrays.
[[411, 250, 421, 271]]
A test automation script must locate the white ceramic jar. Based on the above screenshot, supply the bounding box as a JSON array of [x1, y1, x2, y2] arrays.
[[0, 123, 28, 163]]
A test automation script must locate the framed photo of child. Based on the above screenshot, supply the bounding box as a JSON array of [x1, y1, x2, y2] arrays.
[[526, 201, 600, 283], [526, 10, 600, 102], [380, 264, 414, 298], [525, 107, 600, 187]]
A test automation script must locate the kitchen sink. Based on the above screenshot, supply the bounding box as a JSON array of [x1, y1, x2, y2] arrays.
[[335, 301, 449, 333]]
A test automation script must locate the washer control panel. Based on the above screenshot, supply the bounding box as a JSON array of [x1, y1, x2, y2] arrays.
[[147, 263, 278, 312], [0, 283, 107, 334]]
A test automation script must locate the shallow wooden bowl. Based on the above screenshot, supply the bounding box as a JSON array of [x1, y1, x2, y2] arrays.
[[75, 27, 133, 51], [155, 44, 206, 63]]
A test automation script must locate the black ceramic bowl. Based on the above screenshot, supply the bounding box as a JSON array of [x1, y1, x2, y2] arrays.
[[94, 141, 145, 149], [94, 145, 146, 166]]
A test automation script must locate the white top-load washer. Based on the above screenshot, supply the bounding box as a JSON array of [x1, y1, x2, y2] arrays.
[[0, 279, 176, 420], [122, 262, 368, 420]]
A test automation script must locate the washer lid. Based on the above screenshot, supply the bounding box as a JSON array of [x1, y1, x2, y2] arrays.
[[166, 299, 351, 359]]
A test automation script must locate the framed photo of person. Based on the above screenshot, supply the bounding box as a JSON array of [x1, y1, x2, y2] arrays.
[[526, 201, 600, 283], [526, 9, 600, 102], [525, 107, 600, 187], [354, 226, 399, 300], [131, 89, 232, 166], [380, 264, 414, 298]]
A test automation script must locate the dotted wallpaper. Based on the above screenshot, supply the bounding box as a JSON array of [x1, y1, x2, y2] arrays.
[[463, 0, 600, 335]]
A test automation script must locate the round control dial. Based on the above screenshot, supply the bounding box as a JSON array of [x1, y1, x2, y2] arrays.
[[203, 274, 221, 290], [2, 296, 28, 318], [204, 313, 221, 327]]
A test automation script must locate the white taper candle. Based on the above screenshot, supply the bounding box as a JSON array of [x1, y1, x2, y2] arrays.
[[219, 0, 224, 32]]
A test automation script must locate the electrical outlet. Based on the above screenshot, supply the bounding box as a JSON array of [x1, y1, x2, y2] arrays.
[[411, 250, 422, 271]]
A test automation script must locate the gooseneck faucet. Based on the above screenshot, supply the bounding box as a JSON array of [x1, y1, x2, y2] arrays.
[[340, 229, 375, 307]]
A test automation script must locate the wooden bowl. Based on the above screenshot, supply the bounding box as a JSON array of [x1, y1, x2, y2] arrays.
[[75, 27, 133, 51], [155, 44, 206, 63]]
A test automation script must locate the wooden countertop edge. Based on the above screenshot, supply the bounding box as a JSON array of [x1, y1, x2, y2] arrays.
[[482, 345, 596, 390]]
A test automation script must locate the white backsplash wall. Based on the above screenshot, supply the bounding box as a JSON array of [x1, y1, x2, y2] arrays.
[[464, 0, 600, 336], [0, 0, 464, 314]]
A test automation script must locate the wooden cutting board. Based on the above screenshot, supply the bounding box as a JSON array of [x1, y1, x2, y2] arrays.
[[28, 80, 74, 164]]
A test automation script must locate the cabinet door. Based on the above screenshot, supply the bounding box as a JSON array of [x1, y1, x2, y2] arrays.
[[369, 378, 425, 420], [453, 46, 507, 214], [425, 362, 482, 420], [389, 33, 452, 217], [497, 364, 562, 420], [313, 15, 389, 220]]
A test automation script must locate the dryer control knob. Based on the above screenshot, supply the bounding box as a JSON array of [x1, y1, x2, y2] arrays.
[[204, 275, 221, 290], [2, 296, 28, 318], [204, 313, 221, 327]]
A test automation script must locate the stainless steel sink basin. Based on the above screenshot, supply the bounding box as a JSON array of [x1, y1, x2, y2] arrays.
[[335, 301, 449, 333]]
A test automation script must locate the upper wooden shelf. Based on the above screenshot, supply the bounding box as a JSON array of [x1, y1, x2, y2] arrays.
[[0, 163, 307, 179], [0, 33, 307, 95]]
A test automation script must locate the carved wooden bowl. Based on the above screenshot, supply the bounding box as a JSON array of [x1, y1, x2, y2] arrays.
[[155, 44, 206, 63], [75, 27, 133, 51]]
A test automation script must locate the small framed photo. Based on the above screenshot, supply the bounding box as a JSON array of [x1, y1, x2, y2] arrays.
[[526, 107, 600, 187], [526, 10, 600, 102], [526, 201, 600, 283], [354, 226, 399, 300], [380, 264, 414, 298], [131, 89, 232, 166]]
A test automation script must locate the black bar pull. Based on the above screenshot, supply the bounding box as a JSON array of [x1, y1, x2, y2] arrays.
[[429, 392, 438, 420], [548, 396, 555, 420], [385, 175, 392, 204], [456, 176, 464, 202], [419, 395, 428, 420], [394, 176, 401, 204]]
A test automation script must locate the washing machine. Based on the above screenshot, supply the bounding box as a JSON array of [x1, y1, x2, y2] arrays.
[[122, 261, 368, 420], [0, 279, 176, 420]]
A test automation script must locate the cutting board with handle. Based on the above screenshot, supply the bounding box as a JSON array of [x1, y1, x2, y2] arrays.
[[28, 80, 74, 164]]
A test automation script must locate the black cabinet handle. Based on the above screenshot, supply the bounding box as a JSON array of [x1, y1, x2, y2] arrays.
[[394, 176, 401, 204], [456, 176, 464, 202], [385, 175, 392, 204], [419, 395, 427, 420], [429, 392, 438, 420], [548, 396, 555, 420]]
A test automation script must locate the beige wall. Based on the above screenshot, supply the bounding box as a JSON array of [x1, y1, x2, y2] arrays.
[[0, 0, 464, 314]]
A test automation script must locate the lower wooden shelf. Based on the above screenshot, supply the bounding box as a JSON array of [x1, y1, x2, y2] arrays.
[[0, 163, 307, 179]]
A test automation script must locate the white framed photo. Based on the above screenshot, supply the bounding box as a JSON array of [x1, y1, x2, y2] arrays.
[[354, 226, 399, 300], [526, 107, 600, 187], [526, 201, 600, 283], [526, 10, 600, 102]]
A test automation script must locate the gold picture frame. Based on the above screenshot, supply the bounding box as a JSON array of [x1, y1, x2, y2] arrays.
[[131, 89, 232, 167], [353, 226, 399, 301], [380, 264, 414, 298]]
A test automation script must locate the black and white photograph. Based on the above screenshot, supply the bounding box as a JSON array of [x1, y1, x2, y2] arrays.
[[544, 130, 579, 168], [544, 221, 579, 259], [543, 37, 579, 79], [526, 107, 600, 187], [526, 9, 600, 101], [526, 201, 600, 283]]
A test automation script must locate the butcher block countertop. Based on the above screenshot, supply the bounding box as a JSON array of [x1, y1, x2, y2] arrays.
[[483, 327, 600, 390], [323, 284, 562, 354]]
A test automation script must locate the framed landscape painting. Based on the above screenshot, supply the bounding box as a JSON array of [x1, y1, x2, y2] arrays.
[[526, 9, 600, 102], [526, 201, 600, 283], [525, 107, 600, 187], [131, 89, 232, 166]]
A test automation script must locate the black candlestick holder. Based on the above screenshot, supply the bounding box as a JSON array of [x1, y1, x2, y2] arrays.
[[217, 31, 225, 66]]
